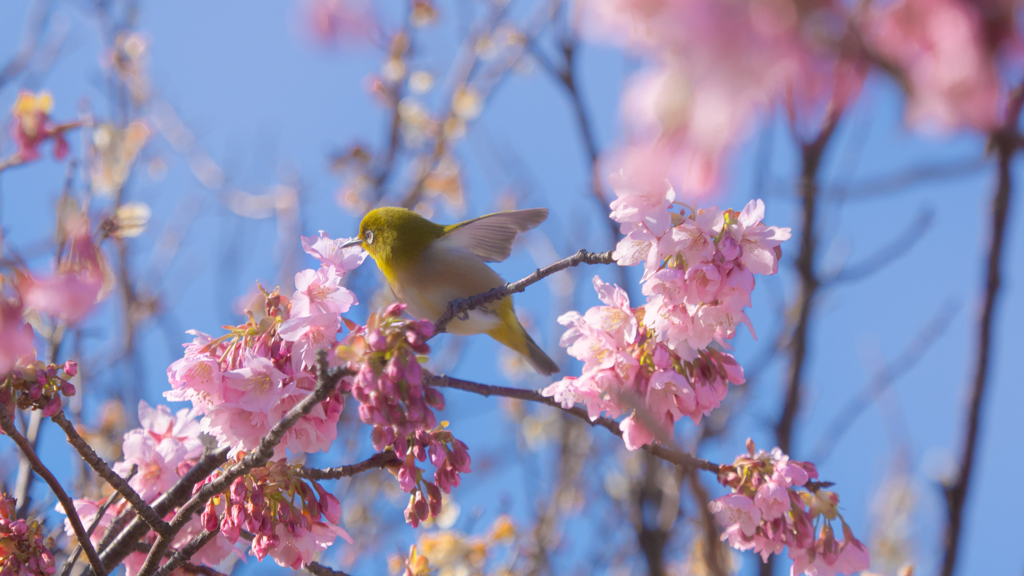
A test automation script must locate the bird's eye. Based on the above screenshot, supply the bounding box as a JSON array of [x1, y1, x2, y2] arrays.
[[365, 230, 375, 245]]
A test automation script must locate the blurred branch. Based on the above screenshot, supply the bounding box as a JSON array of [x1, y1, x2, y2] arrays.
[[939, 86, 1024, 576], [0, 0, 52, 90], [775, 105, 842, 454], [826, 156, 990, 201], [434, 248, 615, 333], [0, 406, 107, 576], [810, 299, 960, 462], [823, 207, 934, 284], [428, 374, 720, 472], [686, 469, 728, 576], [528, 24, 619, 251]]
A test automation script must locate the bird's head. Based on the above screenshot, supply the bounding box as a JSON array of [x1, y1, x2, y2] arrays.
[[343, 207, 445, 266]]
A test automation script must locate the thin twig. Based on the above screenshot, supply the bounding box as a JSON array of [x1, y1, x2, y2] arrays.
[[0, 407, 107, 576], [50, 411, 170, 535], [427, 374, 719, 472], [433, 249, 615, 334], [298, 451, 400, 480], [939, 86, 1024, 576]]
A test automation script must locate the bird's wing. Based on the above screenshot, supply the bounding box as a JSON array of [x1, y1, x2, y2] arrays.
[[441, 208, 549, 262]]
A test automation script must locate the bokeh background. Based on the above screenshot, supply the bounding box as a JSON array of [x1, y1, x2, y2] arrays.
[[0, 1, 1021, 575]]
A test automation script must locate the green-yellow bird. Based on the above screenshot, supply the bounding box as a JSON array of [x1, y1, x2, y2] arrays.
[[342, 206, 559, 375]]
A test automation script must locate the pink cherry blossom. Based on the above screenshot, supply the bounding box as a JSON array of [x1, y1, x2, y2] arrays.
[[755, 480, 791, 521], [291, 268, 357, 318], [709, 493, 761, 548], [0, 302, 34, 375], [279, 312, 342, 370], [301, 230, 367, 272]]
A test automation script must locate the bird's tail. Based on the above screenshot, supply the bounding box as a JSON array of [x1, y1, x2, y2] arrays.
[[488, 313, 560, 376]]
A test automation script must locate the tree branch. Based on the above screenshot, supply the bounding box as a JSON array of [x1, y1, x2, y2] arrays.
[[93, 447, 229, 573], [298, 451, 400, 480], [151, 530, 219, 576], [774, 108, 842, 456], [0, 406, 107, 576], [136, 353, 350, 576], [939, 86, 1024, 576], [433, 249, 615, 334], [306, 561, 353, 576], [427, 374, 719, 472], [50, 411, 170, 535]]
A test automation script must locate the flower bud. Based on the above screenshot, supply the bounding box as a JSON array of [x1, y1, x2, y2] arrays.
[[424, 386, 445, 410], [61, 361, 78, 377], [42, 395, 62, 417]]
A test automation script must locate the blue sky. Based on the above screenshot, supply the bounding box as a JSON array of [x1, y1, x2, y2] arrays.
[[1, 1, 1022, 575]]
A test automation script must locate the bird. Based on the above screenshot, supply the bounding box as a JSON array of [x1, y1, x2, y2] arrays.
[[342, 206, 560, 375]]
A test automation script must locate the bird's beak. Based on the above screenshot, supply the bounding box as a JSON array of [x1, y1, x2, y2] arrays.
[[341, 237, 363, 249]]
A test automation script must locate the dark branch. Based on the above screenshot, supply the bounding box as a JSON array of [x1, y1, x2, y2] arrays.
[[306, 561, 353, 576], [774, 106, 842, 456], [0, 406, 107, 576], [136, 353, 350, 576], [298, 451, 400, 480], [939, 86, 1024, 576], [94, 447, 229, 573], [428, 374, 719, 472], [152, 530, 219, 576], [50, 411, 170, 535], [433, 249, 615, 334]]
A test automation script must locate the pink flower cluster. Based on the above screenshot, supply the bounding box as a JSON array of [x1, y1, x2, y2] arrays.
[[0, 359, 77, 421], [338, 303, 469, 527], [194, 460, 351, 570], [613, 184, 790, 359], [164, 231, 364, 459], [59, 403, 241, 575], [709, 441, 870, 576], [544, 181, 788, 451], [589, 0, 862, 195], [0, 494, 55, 576], [866, 0, 1013, 131]]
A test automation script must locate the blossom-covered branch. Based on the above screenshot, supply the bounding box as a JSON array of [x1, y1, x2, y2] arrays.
[[433, 249, 615, 334], [136, 352, 350, 576]]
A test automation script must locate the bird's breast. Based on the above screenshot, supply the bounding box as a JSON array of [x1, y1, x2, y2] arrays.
[[387, 241, 509, 335]]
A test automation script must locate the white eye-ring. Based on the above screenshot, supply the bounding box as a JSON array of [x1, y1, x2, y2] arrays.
[[365, 230, 375, 245]]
